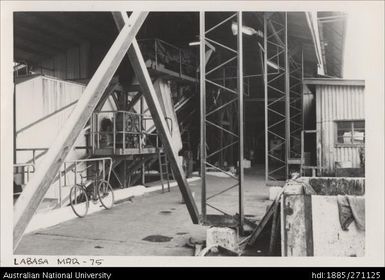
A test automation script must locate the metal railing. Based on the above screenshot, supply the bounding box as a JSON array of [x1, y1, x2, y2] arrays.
[[13, 163, 35, 198], [138, 38, 198, 79], [90, 111, 161, 154]]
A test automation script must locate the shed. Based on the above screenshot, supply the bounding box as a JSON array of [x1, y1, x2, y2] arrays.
[[304, 78, 365, 176]]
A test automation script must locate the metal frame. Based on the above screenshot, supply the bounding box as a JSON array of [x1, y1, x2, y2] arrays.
[[91, 110, 159, 154], [13, 163, 35, 198], [263, 12, 304, 184], [137, 38, 198, 82], [264, 12, 289, 185], [200, 12, 244, 228]]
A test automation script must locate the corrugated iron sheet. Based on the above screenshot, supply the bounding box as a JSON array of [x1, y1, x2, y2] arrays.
[[316, 84, 365, 174]]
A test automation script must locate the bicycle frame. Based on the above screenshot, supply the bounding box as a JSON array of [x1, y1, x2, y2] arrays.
[[62, 157, 112, 190]]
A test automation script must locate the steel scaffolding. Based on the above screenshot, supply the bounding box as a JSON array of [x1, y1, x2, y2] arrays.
[[200, 12, 244, 228], [264, 12, 289, 185], [263, 12, 304, 184]]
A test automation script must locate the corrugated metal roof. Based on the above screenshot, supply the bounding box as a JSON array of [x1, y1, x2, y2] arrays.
[[318, 12, 347, 78], [304, 78, 364, 86]]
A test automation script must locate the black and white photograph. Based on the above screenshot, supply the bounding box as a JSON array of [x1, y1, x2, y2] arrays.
[[0, 0, 384, 268]]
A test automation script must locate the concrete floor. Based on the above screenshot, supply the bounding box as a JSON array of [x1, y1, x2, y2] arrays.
[[16, 165, 271, 256]]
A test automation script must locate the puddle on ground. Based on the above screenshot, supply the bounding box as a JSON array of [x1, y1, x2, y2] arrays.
[[159, 210, 172, 214], [142, 235, 173, 242]]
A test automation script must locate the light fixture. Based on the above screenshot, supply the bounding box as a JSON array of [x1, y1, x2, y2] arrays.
[[231, 22, 263, 38], [189, 41, 200, 46], [267, 60, 280, 70]]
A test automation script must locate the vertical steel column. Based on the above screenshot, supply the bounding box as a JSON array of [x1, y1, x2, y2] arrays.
[[301, 48, 304, 143], [237, 12, 244, 229], [199, 11, 207, 221], [284, 12, 290, 178], [263, 14, 269, 185], [140, 95, 145, 185], [200, 12, 243, 227]]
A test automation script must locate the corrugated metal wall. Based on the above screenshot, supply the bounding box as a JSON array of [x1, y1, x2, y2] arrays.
[[316, 84, 365, 175], [38, 42, 90, 82], [15, 75, 116, 199]]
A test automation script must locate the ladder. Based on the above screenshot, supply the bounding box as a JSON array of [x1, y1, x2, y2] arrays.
[[158, 151, 171, 193], [181, 128, 191, 151]]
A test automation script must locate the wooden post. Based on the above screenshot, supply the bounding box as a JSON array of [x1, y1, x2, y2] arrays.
[[13, 11, 148, 250], [112, 12, 200, 224]]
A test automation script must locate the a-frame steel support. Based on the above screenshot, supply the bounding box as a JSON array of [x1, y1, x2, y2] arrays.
[[13, 11, 148, 250], [112, 12, 200, 224]]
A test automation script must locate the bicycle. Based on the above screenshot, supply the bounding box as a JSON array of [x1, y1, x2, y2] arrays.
[[68, 158, 114, 218]]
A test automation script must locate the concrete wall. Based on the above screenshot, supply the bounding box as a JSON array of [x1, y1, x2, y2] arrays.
[[282, 178, 365, 257], [315, 83, 365, 175], [312, 195, 365, 257]]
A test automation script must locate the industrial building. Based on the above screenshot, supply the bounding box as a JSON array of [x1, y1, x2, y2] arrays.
[[10, 11, 366, 257]]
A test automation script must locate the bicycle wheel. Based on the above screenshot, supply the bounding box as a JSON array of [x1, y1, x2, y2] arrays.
[[97, 180, 114, 209], [69, 184, 89, 218]]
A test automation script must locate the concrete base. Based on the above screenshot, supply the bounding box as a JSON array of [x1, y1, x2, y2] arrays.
[[206, 227, 239, 253], [269, 186, 283, 201], [25, 177, 200, 234]]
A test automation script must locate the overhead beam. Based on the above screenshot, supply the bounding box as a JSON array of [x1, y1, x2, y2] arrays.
[[305, 12, 325, 75], [112, 12, 200, 224], [13, 11, 148, 250]]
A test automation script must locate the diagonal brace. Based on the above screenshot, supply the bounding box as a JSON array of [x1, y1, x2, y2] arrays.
[[112, 12, 200, 224]]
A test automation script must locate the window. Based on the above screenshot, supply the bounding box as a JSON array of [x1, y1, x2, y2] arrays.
[[336, 120, 365, 146]]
